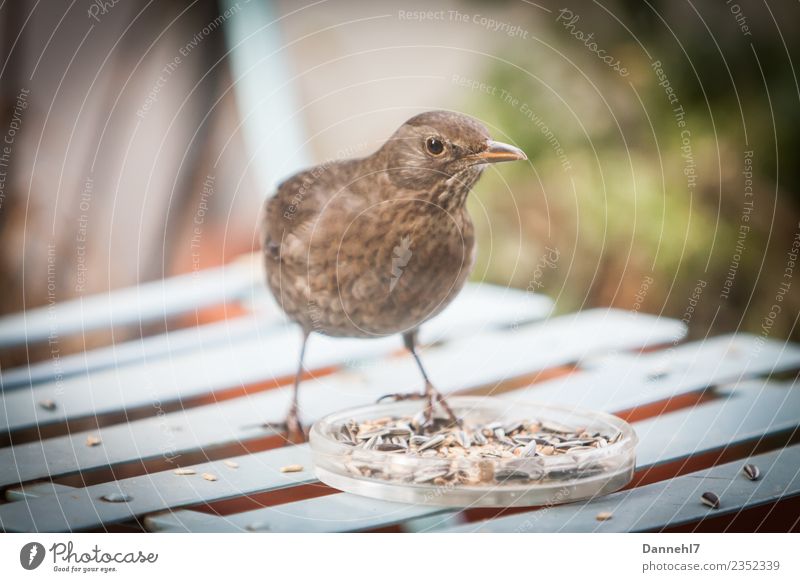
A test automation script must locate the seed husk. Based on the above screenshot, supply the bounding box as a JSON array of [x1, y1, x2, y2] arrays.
[[384, 425, 413, 436], [280, 464, 304, 473], [473, 431, 488, 446], [595, 511, 613, 521], [85, 435, 102, 447], [224, 460, 239, 469], [418, 434, 446, 451], [101, 492, 131, 503], [357, 428, 388, 440], [700, 491, 720, 509], [202, 472, 218, 481], [173, 468, 196, 475], [742, 463, 760, 481], [39, 399, 57, 411]]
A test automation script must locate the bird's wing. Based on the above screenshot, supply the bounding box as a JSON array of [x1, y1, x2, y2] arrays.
[[262, 160, 364, 266]]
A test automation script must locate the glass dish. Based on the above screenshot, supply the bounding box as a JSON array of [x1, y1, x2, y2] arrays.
[[309, 396, 637, 508]]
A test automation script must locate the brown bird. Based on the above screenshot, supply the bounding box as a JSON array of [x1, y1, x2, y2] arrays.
[[261, 111, 526, 439]]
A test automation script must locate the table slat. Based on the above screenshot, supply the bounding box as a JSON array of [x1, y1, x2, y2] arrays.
[[507, 334, 800, 412], [0, 257, 262, 349]]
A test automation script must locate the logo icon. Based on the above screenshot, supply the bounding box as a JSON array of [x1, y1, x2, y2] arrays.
[[20, 542, 46, 570]]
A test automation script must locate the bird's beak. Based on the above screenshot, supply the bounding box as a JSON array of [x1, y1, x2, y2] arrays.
[[470, 140, 527, 164]]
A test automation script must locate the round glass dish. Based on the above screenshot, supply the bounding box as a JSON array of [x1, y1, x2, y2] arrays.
[[309, 396, 637, 508]]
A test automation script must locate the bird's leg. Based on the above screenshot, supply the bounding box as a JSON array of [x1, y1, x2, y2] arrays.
[[284, 330, 310, 443], [377, 331, 461, 427]]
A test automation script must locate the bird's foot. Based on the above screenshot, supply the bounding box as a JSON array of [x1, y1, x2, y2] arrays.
[[430, 388, 461, 428], [377, 385, 462, 430], [267, 406, 306, 444]]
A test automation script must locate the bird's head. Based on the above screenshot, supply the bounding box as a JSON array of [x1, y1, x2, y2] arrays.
[[380, 110, 526, 193]]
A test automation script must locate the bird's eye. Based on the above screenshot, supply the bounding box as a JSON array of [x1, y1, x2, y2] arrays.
[[425, 137, 445, 156]]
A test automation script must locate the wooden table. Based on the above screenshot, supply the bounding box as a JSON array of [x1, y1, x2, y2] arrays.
[[1, 258, 798, 532]]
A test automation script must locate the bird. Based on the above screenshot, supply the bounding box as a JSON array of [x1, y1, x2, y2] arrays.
[[261, 110, 526, 440]]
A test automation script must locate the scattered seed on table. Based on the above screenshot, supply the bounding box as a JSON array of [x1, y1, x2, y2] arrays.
[[39, 399, 57, 411], [742, 464, 760, 481], [595, 511, 613, 521], [101, 492, 132, 503], [224, 460, 239, 469], [700, 491, 720, 509], [280, 464, 304, 473], [202, 472, 218, 481], [173, 468, 196, 476], [85, 435, 102, 447]]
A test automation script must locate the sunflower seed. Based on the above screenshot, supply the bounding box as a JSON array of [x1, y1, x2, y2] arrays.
[[503, 421, 525, 435], [202, 472, 218, 481], [559, 439, 595, 448], [339, 424, 354, 442], [101, 492, 132, 503], [39, 399, 57, 411], [473, 431, 488, 446], [700, 491, 720, 509], [85, 435, 102, 447], [280, 464, 304, 473], [173, 468, 196, 475], [450, 430, 466, 448], [357, 428, 388, 440], [521, 440, 539, 457], [384, 425, 413, 436], [362, 436, 380, 450], [418, 434, 445, 451], [742, 464, 760, 481], [224, 460, 239, 469], [595, 511, 613, 521], [540, 420, 575, 435]]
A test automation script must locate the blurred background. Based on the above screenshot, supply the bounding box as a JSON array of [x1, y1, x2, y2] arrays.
[[0, 0, 798, 365]]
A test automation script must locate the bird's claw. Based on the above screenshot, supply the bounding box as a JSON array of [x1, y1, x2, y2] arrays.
[[283, 408, 307, 444], [376, 389, 462, 429]]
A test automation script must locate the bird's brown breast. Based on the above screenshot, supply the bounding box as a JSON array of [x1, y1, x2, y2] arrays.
[[262, 161, 476, 338]]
